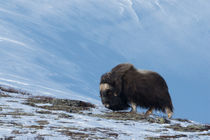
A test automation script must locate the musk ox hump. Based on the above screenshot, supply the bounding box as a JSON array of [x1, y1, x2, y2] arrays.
[[111, 63, 135, 75], [108, 63, 136, 96]]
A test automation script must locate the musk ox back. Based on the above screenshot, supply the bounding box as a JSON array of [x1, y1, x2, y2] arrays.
[[100, 63, 173, 118]]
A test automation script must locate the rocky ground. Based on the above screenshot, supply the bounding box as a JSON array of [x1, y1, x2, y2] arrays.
[[0, 85, 209, 140]]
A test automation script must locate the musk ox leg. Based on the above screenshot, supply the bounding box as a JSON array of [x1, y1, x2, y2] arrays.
[[145, 107, 153, 117], [130, 102, 137, 113], [166, 107, 173, 119]]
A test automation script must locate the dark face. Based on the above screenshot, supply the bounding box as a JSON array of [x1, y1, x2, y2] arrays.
[[99, 83, 129, 111]]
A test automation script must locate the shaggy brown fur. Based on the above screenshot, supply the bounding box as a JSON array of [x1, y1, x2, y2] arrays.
[[100, 63, 173, 118], [100, 72, 130, 110]]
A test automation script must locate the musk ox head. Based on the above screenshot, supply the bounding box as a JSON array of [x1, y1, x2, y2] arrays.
[[100, 72, 129, 110]]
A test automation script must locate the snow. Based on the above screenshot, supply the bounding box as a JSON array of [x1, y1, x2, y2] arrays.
[[0, 0, 210, 123]]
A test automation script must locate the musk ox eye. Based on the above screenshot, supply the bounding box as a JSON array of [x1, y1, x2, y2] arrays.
[[106, 89, 111, 93], [100, 89, 112, 97], [105, 89, 114, 95]]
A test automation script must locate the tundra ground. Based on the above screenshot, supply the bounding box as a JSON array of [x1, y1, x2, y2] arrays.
[[0, 85, 209, 140]]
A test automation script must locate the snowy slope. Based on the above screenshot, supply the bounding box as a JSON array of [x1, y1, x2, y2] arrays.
[[0, 86, 209, 139], [0, 0, 210, 123]]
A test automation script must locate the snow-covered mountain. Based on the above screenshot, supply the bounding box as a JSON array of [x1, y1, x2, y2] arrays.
[[0, 0, 210, 123]]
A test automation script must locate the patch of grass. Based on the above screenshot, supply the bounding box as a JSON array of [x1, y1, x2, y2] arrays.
[[0, 136, 16, 140], [25, 125, 44, 129], [57, 113, 73, 119], [35, 120, 49, 125], [146, 134, 187, 140], [173, 118, 192, 123], [165, 124, 210, 132], [6, 100, 19, 103], [35, 110, 52, 114], [198, 133, 210, 136], [58, 130, 89, 139], [0, 86, 29, 95], [88, 112, 170, 124], [57, 127, 119, 139], [23, 96, 95, 114], [0, 92, 12, 97], [12, 130, 28, 135], [0, 111, 34, 117]]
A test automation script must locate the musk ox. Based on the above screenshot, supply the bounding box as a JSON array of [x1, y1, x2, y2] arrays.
[[100, 63, 173, 118]]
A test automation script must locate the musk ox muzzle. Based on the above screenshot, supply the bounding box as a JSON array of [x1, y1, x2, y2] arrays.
[[99, 63, 174, 118]]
